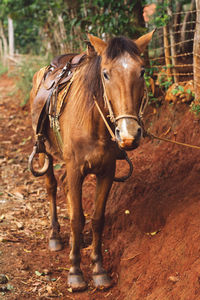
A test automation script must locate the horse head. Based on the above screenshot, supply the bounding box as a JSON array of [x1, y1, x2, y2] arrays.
[[88, 31, 155, 151]]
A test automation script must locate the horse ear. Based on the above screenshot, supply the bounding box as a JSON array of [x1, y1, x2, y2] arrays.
[[134, 29, 156, 54], [88, 34, 107, 55]]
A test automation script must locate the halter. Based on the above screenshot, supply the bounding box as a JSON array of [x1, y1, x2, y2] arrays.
[[96, 75, 149, 140]]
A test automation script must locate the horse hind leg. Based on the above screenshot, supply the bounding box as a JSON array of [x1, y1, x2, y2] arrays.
[[39, 153, 62, 251]]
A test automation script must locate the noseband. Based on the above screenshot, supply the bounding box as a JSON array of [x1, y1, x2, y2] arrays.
[[101, 75, 148, 128]]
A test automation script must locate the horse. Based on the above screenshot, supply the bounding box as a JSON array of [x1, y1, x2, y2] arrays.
[[29, 31, 154, 291]]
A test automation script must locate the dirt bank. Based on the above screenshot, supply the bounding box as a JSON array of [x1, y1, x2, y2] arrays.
[[1, 72, 200, 299]]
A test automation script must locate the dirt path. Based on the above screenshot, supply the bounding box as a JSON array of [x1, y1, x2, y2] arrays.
[[1, 72, 200, 300]]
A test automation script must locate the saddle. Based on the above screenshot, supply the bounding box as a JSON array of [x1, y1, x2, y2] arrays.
[[31, 52, 86, 135]]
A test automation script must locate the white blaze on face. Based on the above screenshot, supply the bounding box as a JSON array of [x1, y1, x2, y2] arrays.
[[120, 118, 131, 138], [118, 56, 130, 70], [122, 61, 128, 69]]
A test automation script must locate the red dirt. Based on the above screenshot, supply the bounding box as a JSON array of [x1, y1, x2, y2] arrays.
[[1, 72, 200, 299]]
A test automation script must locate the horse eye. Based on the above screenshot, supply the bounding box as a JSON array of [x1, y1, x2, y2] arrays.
[[140, 68, 145, 77], [103, 70, 109, 80]]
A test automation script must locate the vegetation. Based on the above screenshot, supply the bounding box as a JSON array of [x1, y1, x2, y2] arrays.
[[12, 56, 50, 107], [0, 0, 145, 56], [190, 102, 200, 116], [0, 62, 8, 76], [0, 0, 198, 107]]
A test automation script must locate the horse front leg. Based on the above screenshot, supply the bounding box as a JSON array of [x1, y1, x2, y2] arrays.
[[91, 167, 115, 289], [66, 165, 86, 291], [39, 153, 62, 251]]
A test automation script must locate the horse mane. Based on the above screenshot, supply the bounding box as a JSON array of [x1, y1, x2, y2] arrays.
[[69, 36, 140, 126], [69, 53, 104, 126]]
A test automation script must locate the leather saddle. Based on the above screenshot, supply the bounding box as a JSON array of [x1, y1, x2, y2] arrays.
[[31, 52, 86, 134]]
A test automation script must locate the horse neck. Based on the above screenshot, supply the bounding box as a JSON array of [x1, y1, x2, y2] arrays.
[[66, 69, 110, 141]]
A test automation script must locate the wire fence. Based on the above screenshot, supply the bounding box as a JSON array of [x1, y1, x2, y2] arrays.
[[148, 9, 196, 86]]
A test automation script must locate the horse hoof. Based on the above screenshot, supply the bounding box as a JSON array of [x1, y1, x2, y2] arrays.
[[49, 238, 63, 251], [92, 273, 112, 290], [68, 273, 87, 292]]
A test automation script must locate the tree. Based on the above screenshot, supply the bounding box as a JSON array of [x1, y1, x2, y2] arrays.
[[0, 0, 146, 57], [8, 16, 14, 57]]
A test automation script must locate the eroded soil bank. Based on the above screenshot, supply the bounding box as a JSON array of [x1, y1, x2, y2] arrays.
[[1, 73, 200, 299]]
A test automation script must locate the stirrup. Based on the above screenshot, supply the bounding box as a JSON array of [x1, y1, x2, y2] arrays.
[[28, 134, 51, 177]]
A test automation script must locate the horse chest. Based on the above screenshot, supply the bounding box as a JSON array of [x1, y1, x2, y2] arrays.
[[68, 138, 115, 175]]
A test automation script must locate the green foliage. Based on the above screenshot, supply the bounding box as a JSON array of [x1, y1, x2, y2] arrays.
[[79, 0, 145, 38], [171, 85, 184, 95], [148, 0, 171, 27], [0, 63, 8, 76], [12, 56, 50, 106], [190, 102, 200, 116], [0, 0, 146, 56]]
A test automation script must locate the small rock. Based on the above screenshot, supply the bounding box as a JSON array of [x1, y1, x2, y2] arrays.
[[0, 274, 8, 284], [168, 275, 179, 283], [15, 221, 24, 230]]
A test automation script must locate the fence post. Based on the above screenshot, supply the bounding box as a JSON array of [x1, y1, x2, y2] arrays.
[[167, 6, 179, 83], [163, 26, 172, 80], [8, 16, 14, 57], [194, 0, 200, 101]]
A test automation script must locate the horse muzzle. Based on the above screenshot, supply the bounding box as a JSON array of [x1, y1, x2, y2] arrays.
[[115, 118, 142, 151]]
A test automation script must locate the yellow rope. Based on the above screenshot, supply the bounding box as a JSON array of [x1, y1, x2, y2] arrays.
[[94, 98, 116, 141], [147, 132, 200, 150]]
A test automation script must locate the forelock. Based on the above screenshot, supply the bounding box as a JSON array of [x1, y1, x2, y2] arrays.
[[105, 37, 140, 60]]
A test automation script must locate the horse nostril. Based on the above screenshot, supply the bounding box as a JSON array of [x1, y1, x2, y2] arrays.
[[115, 127, 121, 141]]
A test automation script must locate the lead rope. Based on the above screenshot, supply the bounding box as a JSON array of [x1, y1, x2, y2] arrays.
[[94, 97, 116, 141], [139, 85, 200, 151]]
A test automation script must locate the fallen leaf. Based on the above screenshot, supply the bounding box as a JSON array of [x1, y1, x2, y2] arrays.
[[24, 248, 32, 253], [35, 270, 43, 277], [146, 230, 160, 236], [6, 284, 14, 291], [67, 287, 73, 293], [15, 221, 24, 230], [0, 215, 5, 223]]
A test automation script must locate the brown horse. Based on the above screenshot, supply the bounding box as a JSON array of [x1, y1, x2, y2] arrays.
[[29, 31, 154, 291]]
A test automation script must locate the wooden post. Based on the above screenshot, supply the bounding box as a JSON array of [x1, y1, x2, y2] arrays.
[[0, 21, 8, 65], [8, 16, 14, 57], [163, 26, 172, 80], [167, 6, 179, 83], [194, 0, 200, 101]]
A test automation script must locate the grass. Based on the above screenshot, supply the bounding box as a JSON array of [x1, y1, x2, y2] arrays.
[[0, 62, 8, 76], [10, 55, 51, 107]]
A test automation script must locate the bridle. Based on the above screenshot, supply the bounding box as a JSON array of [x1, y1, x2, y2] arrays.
[[93, 75, 149, 182], [94, 74, 149, 141]]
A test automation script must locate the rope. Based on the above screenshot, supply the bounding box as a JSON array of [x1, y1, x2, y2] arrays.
[[94, 97, 116, 141], [146, 132, 200, 151]]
